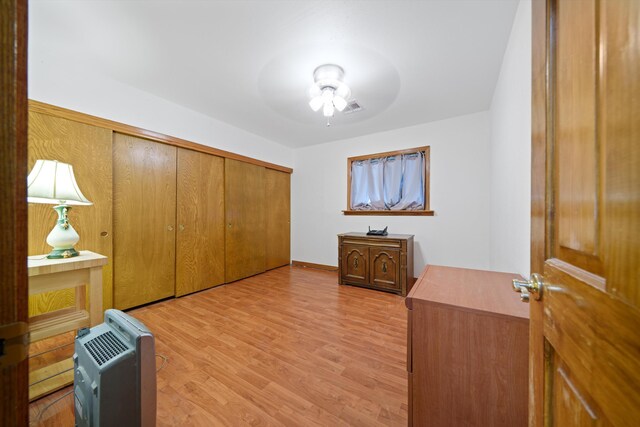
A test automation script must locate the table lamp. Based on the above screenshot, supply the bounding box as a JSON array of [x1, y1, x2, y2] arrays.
[[27, 159, 93, 259]]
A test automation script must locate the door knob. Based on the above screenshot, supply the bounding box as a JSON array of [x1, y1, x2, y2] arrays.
[[512, 273, 543, 303]]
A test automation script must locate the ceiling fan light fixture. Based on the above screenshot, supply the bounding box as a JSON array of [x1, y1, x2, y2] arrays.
[[335, 83, 351, 100], [309, 96, 324, 112], [308, 64, 353, 123], [313, 64, 344, 87], [321, 87, 334, 101], [323, 102, 335, 117], [333, 95, 347, 112]]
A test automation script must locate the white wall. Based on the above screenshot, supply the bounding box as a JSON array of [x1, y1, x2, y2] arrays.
[[291, 112, 492, 274], [28, 48, 293, 168], [489, 0, 532, 277]]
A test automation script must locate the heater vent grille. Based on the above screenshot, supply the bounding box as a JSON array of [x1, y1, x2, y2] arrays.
[[343, 100, 363, 114], [84, 330, 128, 366]]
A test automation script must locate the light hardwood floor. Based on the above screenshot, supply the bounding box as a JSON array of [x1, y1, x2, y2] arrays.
[[29, 266, 408, 426]]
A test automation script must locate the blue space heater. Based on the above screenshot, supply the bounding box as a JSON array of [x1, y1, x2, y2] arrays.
[[73, 309, 156, 426]]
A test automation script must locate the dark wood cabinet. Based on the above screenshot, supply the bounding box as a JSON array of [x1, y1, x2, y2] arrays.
[[338, 232, 414, 296]]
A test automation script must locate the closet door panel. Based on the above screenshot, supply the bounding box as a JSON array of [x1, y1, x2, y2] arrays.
[[113, 133, 176, 310], [176, 148, 225, 296], [28, 112, 113, 313], [225, 159, 266, 282], [265, 169, 290, 270]]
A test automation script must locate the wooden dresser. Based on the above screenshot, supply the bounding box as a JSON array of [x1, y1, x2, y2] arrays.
[[338, 232, 414, 296], [406, 265, 529, 426]]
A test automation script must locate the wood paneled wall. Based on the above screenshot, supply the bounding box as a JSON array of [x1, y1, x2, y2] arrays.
[[29, 100, 292, 174], [27, 112, 113, 313]]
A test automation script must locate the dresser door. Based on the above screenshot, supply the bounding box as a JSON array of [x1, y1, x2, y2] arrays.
[[341, 244, 369, 284], [370, 247, 401, 291]]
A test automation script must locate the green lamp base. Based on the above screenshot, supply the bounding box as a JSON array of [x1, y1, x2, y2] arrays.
[[47, 247, 80, 259]]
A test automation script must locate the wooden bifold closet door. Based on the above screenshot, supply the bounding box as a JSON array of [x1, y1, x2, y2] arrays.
[[113, 133, 176, 310], [175, 148, 225, 296], [225, 159, 266, 282], [265, 168, 290, 270]]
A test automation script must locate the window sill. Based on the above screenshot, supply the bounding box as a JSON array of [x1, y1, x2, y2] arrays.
[[342, 210, 435, 216]]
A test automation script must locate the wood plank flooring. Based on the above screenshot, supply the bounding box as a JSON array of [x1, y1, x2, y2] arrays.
[[29, 266, 408, 426]]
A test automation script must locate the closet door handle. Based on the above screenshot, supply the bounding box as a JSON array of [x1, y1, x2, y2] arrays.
[[179, 224, 185, 231], [167, 225, 174, 231]]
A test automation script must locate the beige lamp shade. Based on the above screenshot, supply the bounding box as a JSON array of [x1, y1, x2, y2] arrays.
[[27, 159, 93, 205]]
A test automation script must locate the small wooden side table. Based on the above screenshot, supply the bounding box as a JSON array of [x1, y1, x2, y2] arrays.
[[28, 250, 107, 400]]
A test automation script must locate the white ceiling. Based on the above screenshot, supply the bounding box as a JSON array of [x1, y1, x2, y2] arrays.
[[30, 0, 519, 148]]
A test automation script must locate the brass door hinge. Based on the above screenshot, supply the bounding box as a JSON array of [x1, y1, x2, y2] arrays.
[[0, 322, 30, 368]]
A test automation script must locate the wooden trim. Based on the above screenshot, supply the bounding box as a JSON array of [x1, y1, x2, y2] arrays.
[[531, 0, 549, 274], [0, 0, 29, 423], [530, 1, 549, 426], [28, 100, 293, 174], [291, 260, 338, 272], [348, 145, 431, 163], [346, 146, 431, 214], [342, 210, 435, 216]]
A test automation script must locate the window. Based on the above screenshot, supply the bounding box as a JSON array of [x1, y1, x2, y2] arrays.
[[344, 146, 433, 216]]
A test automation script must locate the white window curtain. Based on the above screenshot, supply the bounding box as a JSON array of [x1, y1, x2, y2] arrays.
[[350, 152, 425, 211]]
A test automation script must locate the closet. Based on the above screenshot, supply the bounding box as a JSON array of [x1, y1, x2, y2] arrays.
[[265, 169, 291, 270], [113, 133, 177, 310], [175, 148, 225, 296], [224, 159, 266, 282], [27, 101, 292, 312]]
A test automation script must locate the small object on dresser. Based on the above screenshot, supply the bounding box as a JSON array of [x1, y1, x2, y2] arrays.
[[367, 226, 388, 236]]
